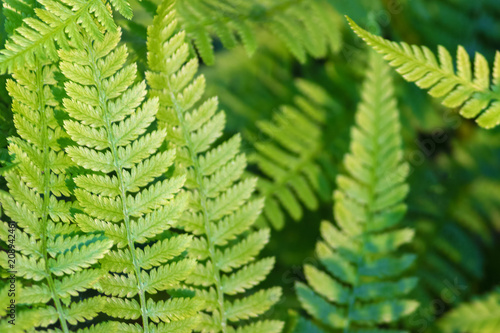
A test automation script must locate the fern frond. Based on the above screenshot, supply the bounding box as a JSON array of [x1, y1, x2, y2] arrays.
[[412, 218, 483, 308], [347, 17, 500, 129], [146, 1, 283, 331], [295, 53, 418, 332], [248, 79, 336, 229], [0, 0, 138, 74], [61, 29, 200, 332], [0, 60, 111, 332], [437, 288, 500, 333], [173, 0, 342, 65]]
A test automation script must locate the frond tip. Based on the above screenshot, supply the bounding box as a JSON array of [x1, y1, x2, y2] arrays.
[[347, 16, 500, 129], [295, 53, 418, 332]]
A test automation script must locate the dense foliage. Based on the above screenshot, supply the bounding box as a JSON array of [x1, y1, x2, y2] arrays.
[[0, 0, 499, 332]]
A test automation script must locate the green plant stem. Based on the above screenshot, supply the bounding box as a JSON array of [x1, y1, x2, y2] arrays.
[[35, 58, 70, 333], [168, 87, 228, 332]]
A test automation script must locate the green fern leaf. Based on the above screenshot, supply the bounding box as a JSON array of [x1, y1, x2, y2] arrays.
[[437, 288, 500, 333], [147, 297, 200, 323], [347, 17, 500, 129], [2, 0, 35, 36], [64, 297, 105, 325], [54, 270, 105, 298], [248, 79, 337, 229], [0, 0, 140, 74], [173, 0, 342, 65], [76, 322, 121, 333], [60, 29, 200, 332], [0, 60, 111, 332], [288, 311, 326, 333], [226, 320, 284, 333], [146, 1, 283, 331], [48, 237, 112, 276], [0, 309, 43, 333], [295, 53, 418, 332], [221, 257, 275, 295], [225, 287, 282, 321], [0, 284, 10, 316]]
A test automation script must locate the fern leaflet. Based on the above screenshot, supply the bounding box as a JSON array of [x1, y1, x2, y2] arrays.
[[348, 17, 500, 129], [295, 53, 418, 332], [60, 29, 200, 332], [0, 60, 112, 333], [147, 1, 283, 332]]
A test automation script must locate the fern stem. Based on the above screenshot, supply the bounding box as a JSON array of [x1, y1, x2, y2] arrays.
[[114, 154, 150, 333], [85, 41, 150, 333], [35, 58, 70, 333], [168, 89, 228, 332]]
